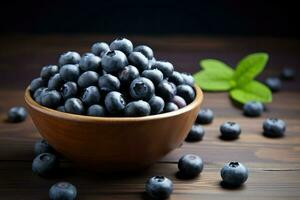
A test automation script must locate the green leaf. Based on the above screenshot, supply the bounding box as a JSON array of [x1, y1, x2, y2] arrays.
[[194, 70, 235, 91], [230, 80, 272, 104], [200, 59, 234, 74], [233, 53, 269, 86]]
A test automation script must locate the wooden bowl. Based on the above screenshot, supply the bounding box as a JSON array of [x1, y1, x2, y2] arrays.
[[25, 86, 203, 172]]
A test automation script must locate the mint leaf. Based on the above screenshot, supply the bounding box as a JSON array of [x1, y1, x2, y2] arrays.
[[230, 80, 272, 104], [233, 53, 269, 86], [200, 59, 234, 74], [194, 70, 235, 91]]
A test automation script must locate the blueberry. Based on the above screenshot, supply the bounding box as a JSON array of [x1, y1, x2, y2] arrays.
[[41, 90, 62, 108], [130, 77, 155, 100], [48, 73, 64, 90], [145, 176, 173, 199], [196, 108, 214, 124], [176, 84, 195, 104], [101, 50, 128, 73], [81, 86, 101, 106], [64, 98, 85, 115], [265, 77, 281, 92], [49, 182, 77, 200], [79, 54, 101, 71], [148, 96, 165, 115], [105, 91, 126, 115], [221, 162, 248, 186], [151, 61, 174, 78], [141, 69, 164, 85], [220, 122, 241, 140], [164, 102, 178, 112], [40, 65, 59, 80], [58, 51, 81, 66], [91, 42, 110, 57], [59, 64, 80, 82], [32, 153, 58, 176], [124, 100, 151, 117], [118, 65, 139, 85], [263, 118, 286, 138], [243, 101, 264, 117], [98, 74, 120, 92], [77, 71, 99, 88], [57, 105, 65, 112], [29, 77, 47, 93], [181, 73, 195, 86], [171, 95, 187, 108], [169, 71, 184, 85], [128, 51, 149, 71], [185, 124, 205, 142], [33, 87, 46, 100], [7, 106, 27, 122], [87, 104, 106, 117], [134, 45, 154, 60], [178, 154, 203, 178], [109, 37, 133, 55], [61, 82, 78, 100], [156, 80, 176, 101], [281, 67, 295, 80], [34, 139, 55, 156]]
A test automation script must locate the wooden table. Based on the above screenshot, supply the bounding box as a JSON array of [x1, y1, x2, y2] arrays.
[[0, 35, 300, 199]]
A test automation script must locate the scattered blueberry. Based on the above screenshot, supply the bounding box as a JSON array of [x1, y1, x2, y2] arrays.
[[105, 91, 126, 115], [91, 42, 110, 57], [221, 162, 248, 186], [77, 71, 99, 88], [169, 71, 184, 85], [156, 80, 175, 101], [124, 100, 151, 117], [101, 50, 128, 73], [164, 102, 179, 112], [265, 77, 281, 92], [40, 65, 59, 80], [48, 73, 64, 90], [145, 176, 173, 199], [61, 82, 78, 100], [281, 67, 295, 80], [98, 74, 120, 92], [185, 124, 205, 141], [109, 37, 133, 55], [87, 104, 106, 117], [49, 182, 77, 200], [34, 139, 55, 156], [7, 106, 27, 122], [79, 54, 101, 72], [220, 122, 241, 140], [130, 77, 155, 100], [29, 77, 47, 93], [41, 90, 62, 108], [151, 61, 174, 78], [176, 84, 195, 104], [148, 96, 165, 115], [196, 108, 214, 124], [181, 73, 195, 86], [64, 98, 85, 115], [134, 45, 154, 60], [128, 51, 149, 71], [243, 101, 264, 117], [81, 86, 101, 106], [263, 118, 286, 138], [171, 95, 187, 108], [58, 51, 81, 66], [141, 69, 164, 85], [32, 153, 58, 176], [59, 64, 80, 82], [178, 154, 203, 178], [118, 65, 139, 85]]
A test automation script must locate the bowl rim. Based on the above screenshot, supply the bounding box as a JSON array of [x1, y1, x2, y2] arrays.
[[25, 85, 203, 122]]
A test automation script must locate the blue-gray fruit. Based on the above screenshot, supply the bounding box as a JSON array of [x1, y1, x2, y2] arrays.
[[124, 100, 151, 117], [104, 91, 126, 114], [128, 51, 149, 71], [281, 67, 295, 80], [265, 77, 281, 92], [41, 90, 62, 108], [243, 101, 264, 117], [7, 106, 27, 122], [169, 71, 184, 85], [263, 118, 286, 138], [185, 124, 205, 141], [34, 139, 55, 156], [130, 77, 155, 100], [171, 95, 187, 108], [109, 37, 133, 55], [79, 54, 101, 71], [32, 153, 58, 176], [91, 42, 110, 57], [98, 74, 120, 92], [151, 61, 174, 78], [134, 45, 153, 60], [181, 73, 195, 86], [176, 84, 195, 104], [101, 50, 128, 73], [59, 64, 80, 82], [164, 102, 178, 112], [145, 176, 173, 199], [49, 182, 77, 200], [81, 86, 101, 106], [58, 51, 81, 66], [178, 154, 203, 178], [77, 71, 99, 88], [141, 69, 163, 85], [87, 104, 106, 117], [148, 96, 165, 115], [157, 80, 176, 101], [30, 77, 47, 92], [196, 108, 214, 124], [48, 73, 64, 90], [64, 98, 85, 115], [61, 82, 78, 100], [40, 65, 59, 80], [220, 122, 241, 140], [221, 162, 248, 186], [118, 65, 139, 85]]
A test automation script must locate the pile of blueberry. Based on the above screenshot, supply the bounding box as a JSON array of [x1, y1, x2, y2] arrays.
[[29, 38, 196, 117]]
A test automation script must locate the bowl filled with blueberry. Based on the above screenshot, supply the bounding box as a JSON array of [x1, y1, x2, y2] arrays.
[[24, 37, 203, 171]]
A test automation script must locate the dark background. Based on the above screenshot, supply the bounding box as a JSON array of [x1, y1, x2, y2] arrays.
[[0, 0, 299, 37]]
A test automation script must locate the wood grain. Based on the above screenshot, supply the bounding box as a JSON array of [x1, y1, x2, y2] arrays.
[[0, 35, 300, 199]]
